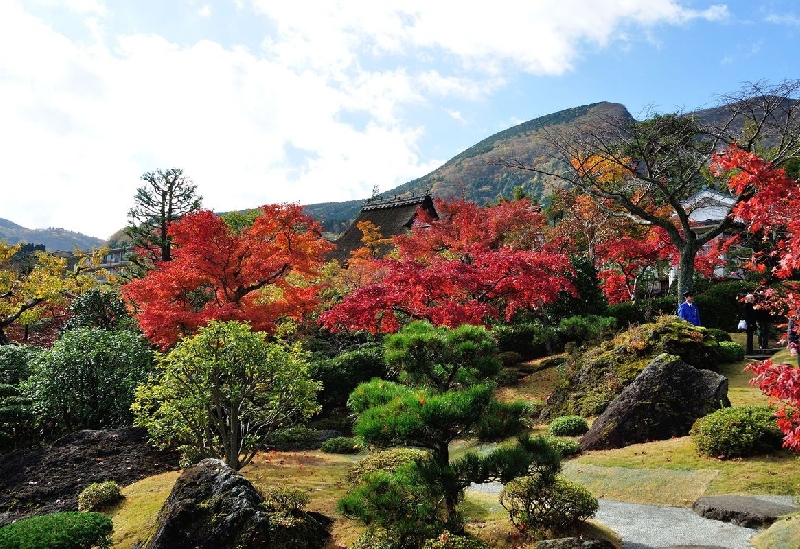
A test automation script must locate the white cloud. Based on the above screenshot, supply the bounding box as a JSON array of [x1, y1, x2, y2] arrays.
[[0, 0, 734, 237]]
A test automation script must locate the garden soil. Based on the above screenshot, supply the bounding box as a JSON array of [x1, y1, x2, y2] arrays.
[[0, 427, 180, 526]]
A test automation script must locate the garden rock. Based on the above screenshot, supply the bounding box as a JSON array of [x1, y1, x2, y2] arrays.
[[142, 458, 331, 549], [580, 354, 729, 451], [692, 495, 800, 529]]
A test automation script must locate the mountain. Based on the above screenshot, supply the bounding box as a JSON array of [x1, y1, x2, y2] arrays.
[[0, 218, 104, 252], [304, 101, 635, 232]]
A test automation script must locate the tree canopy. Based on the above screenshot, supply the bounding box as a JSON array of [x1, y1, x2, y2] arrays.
[[123, 204, 333, 349], [319, 199, 575, 333], [132, 320, 321, 470]]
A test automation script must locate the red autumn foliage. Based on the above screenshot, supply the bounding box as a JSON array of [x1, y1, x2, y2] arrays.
[[123, 205, 333, 349], [712, 144, 800, 451], [747, 359, 800, 450], [319, 199, 575, 333], [595, 228, 671, 304]]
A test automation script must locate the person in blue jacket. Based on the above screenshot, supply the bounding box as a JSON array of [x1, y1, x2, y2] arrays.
[[677, 290, 701, 326]]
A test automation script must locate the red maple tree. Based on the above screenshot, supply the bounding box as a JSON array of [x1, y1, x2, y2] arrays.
[[711, 144, 800, 450], [595, 228, 672, 304], [123, 205, 333, 349], [319, 199, 575, 333]]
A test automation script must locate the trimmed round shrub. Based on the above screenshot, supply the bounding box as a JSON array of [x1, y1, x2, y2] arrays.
[[499, 473, 598, 534], [717, 340, 745, 363], [548, 415, 589, 437], [78, 481, 123, 511], [0, 511, 113, 549], [690, 405, 784, 458], [542, 435, 581, 458], [320, 436, 362, 454], [347, 447, 431, 485]]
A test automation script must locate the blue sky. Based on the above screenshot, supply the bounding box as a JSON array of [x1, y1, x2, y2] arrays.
[[1, 0, 798, 239]]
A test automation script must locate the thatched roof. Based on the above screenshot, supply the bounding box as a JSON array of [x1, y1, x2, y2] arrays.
[[330, 194, 437, 263]]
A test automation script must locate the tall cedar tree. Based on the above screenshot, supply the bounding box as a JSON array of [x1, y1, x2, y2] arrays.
[[319, 199, 575, 333], [125, 168, 202, 269], [498, 80, 800, 296], [123, 204, 333, 349], [712, 144, 800, 450]]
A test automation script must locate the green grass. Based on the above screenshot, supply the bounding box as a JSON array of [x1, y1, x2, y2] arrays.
[[107, 471, 180, 549]]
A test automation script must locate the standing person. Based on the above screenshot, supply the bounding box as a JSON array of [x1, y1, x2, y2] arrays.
[[678, 290, 701, 326], [753, 291, 771, 350], [741, 293, 757, 355], [788, 315, 800, 367]]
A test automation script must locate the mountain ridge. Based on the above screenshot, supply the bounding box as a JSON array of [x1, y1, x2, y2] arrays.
[[2, 99, 748, 244], [0, 221, 105, 252]]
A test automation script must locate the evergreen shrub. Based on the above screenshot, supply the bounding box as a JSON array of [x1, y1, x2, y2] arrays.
[[541, 435, 581, 458], [474, 400, 532, 442], [320, 436, 361, 454], [422, 531, 491, 549], [499, 474, 598, 534], [77, 481, 123, 511], [557, 315, 616, 345], [718, 341, 746, 363], [548, 415, 589, 437], [690, 405, 784, 458], [267, 426, 323, 451], [0, 511, 113, 549]]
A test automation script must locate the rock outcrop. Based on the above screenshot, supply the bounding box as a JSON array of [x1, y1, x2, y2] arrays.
[[693, 495, 800, 529], [143, 458, 331, 549], [580, 354, 729, 451]]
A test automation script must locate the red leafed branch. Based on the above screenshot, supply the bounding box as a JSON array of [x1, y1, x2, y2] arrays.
[[747, 359, 800, 450], [123, 205, 333, 348], [320, 199, 574, 334]]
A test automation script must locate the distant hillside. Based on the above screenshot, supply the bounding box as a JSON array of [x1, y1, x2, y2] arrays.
[[0, 218, 104, 251], [303, 102, 634, 231]]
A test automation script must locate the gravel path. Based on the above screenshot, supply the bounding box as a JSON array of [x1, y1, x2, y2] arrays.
[[468, 483, 796, 548]]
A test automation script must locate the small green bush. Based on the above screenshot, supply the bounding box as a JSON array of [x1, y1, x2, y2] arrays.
[[690, 405, 784, 458], [77, 481, 123, 511], [557, 315, 616, 345], [267, 426, 323, 451], [497, 351, 523, 367], [474, 399, 532, 442], [548, 415, 589, 437], [347, 447, 431, 485], [499, 473, 598, 535], [705, 327, 732, 343], [718, 340, 746, 363], [0, 511, 113, 549], [422, 531, 491, 549], [542, 436, 581, 458], [263, 486, 310, 512], [492, 322, 556, 360], [320, 436, 362, 454]]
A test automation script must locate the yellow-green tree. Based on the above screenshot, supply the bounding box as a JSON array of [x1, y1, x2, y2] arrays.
[[0, 241, 105, 345]]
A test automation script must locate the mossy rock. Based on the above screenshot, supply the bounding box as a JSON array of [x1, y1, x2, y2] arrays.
[[540, 317, 726, 422]]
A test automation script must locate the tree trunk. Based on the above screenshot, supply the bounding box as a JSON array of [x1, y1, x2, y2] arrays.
[[676, 241, 700, 297]]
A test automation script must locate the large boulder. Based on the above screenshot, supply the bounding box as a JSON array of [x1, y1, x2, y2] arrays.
[[142, 458, 331, 549], [580, 354, 729, 451]]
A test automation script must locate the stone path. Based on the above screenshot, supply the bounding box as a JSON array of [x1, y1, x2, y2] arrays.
[[468, 482, 797, 548]]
